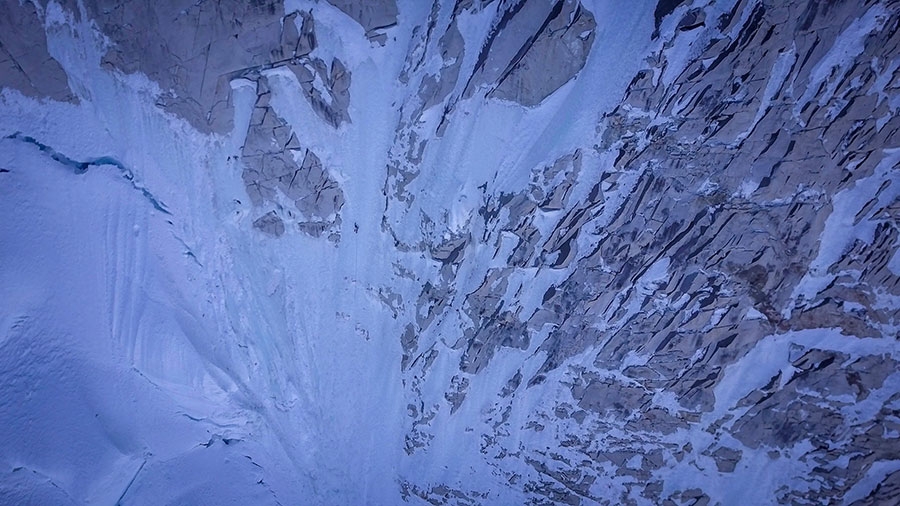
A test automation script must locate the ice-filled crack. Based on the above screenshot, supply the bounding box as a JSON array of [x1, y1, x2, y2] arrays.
[[5, 132, 171, 214]]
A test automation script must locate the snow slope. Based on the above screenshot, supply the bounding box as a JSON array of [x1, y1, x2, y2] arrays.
[[2, 0, 900, 504]]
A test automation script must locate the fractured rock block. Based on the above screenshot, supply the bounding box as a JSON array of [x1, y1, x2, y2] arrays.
[[253, 211, 285, 237]]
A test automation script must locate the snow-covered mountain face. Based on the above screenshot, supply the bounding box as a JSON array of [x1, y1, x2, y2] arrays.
[[2, 0, 900, 503]]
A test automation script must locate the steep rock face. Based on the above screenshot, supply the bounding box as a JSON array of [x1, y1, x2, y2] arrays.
[[325, 0, 398, 42], [242, 75, 344, 240], [388, 0, 900, 504], [461, 0, 597, 106], [76, 0, 352, 134], [80, 1, 355, 238], [1, 0, 899, 505], [82, 0, 289, 133], [0, 1, 76, 102]]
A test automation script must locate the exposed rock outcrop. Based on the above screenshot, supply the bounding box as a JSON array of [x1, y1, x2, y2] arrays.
[[390, 0, 900, 503], [79, 1, 357, 134], [242, 76, 344, 240], [325, 0, 398, 42], [0, 1, 76, 102]]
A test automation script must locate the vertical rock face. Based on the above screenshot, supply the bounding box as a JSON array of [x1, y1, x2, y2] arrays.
[[83, 0, 289, 133], [0, 1, 76, 102], [80, 0, 354, 134], [325, 0, 398, 42], [1, 0, 900, 505], [478, 0, 597, 106]]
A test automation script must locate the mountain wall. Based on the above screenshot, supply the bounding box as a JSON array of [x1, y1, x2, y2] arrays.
[[1, 0, 899, 504]]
